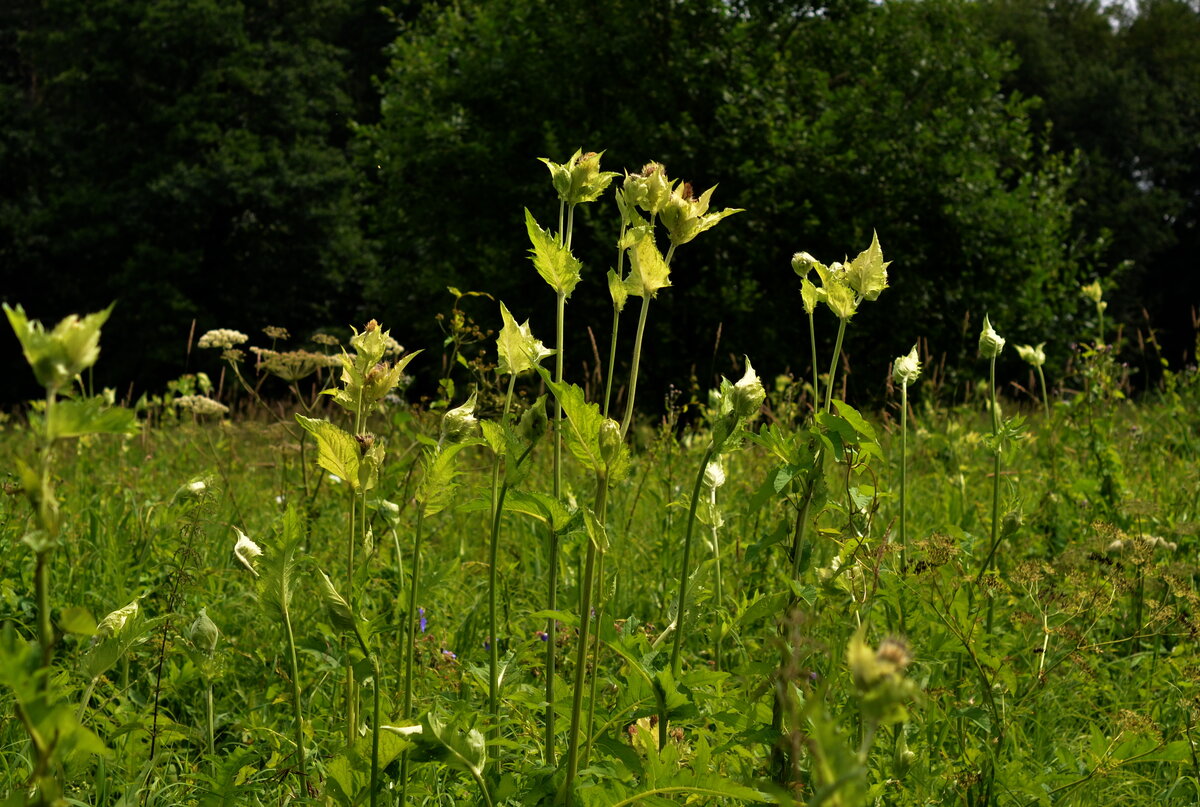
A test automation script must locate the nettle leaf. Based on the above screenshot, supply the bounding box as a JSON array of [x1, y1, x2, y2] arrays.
[[525, 208, 582, 297], [623, 232, 671, 299], [536, 367, 629, 479], [47, 396, 138, 439], [294, 415, 360, 490], [831, 400, 877, 442], [607, 268, 629, 313], [496, 301, 553, 376], [845, 230, 890, 301]]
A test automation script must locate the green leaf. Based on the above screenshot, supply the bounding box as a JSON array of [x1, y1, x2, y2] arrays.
[[500, 490, 573, 532], [259, 506, 305, 624], [317, 569, 358, 636], [583, 506, 609, 554], [831, 400, 877, 441], [607, 268, 629, 313], [536, 367, 628, 479], [294, 414, 361, 491], [417, 441, 477, 518], [525, 208, 582, 297], [46, 396, 138, 439], [60, 607, 96, 636], [496, 301, 553, 376], [800, 276, 820, 316], [623, 232, 671, 298], [411, 711, 487, 781]]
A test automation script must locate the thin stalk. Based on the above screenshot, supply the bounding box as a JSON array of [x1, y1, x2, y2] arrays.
[[487, 375, 518, 746], [670, 446, 716, 678], [824, 316, 848, 413], [619, 297, 652, 440], [345, 490, 357, 745], [35, 551, 52, 673], [807, 310, 820, 412], [976, 355, 1003, 584], [205, 681, 215, 758], [711, 489, 724, 672], [398, 507, 427, 805], [581, 549, 607, 768], [899, 382, 909, 570], [546, 284, 567, 767], [602, 220, 629, 418], [282, 605, 307, 781], [563, 473, 609, 805]]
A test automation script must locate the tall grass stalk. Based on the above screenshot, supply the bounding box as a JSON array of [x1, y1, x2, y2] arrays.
[[487, 374, 517, 742]]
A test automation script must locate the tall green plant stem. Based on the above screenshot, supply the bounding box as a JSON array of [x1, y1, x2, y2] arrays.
[[824, 316, 848, 413], [619, 244, 674, 440], [602, 221, 629, 419], [346, 623, 380, 807], [711, 488, 724, 672], [899, 381, 909, 570], [281, 601, 307, 781], [35, 387, 58, 675], [808, 310, 820, 412], [669, 445, 716, 679], [545, 286, 567, 767], [487, 375, 518, 746], [563, 472, 609, 806], [398, 507, 427, 805], [976, 355, 1003, 584]]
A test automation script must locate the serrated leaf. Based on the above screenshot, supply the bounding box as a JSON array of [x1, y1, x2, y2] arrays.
[[317, 569, 358, 635], [624, 232, 671, 299], [259, 506, 305, 624], [500, 490, 573, 532], [607, 268, 628, 313], [496, 301, 553, 376], [294, 414, 361, 491], [536, 367, 628, 479], [417, 441, 477, 518], [46, 397, 138, 439], [845, 230, 889, 301], [800, 276, 820, 316], [583, 506, 609, 554], [525, 208, 582, 297]]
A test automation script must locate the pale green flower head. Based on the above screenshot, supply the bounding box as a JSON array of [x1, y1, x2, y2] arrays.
[[729, 358, 767, 420], [844, 231, 890, 302], [1015, 342, 1046, 368], [189, 607, 220, 653], [439, 390, 479, 445], [539, 149, 619, 205], [704, 458, 726, 490], [1080, 280, 1104, 306], [624, 162, 672, 217], [5, 303, 113, 391], [978, 315, 1005, 359], [624, 231, 672, 299], [349, 319, 390, 368], [233, 528, 263, 577], [496, 301, 554, 376], [659, 182, 743, 247], [893, 345, 921, 386]]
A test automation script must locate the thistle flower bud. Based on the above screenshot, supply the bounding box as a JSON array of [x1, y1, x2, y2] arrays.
[[704, 459, 726, 490], [233, 528, 262, 577], [598, 419, 622, 468], [189, 607, 219, 653], [892, 345, 921, 386], [540, 149, 618, 205], [791, 252, 819, 277], [978, 315, 1005, 359], [439, 391, 479, 445], [1080, 281, 1103, 305], [518, 395, 549, 443], [624, 162, 672, 216], [1015, 343, 1046, 368], [5, 303, 114, 391], [729, 358, 766, 420]]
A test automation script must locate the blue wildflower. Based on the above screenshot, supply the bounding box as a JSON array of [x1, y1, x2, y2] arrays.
[[419, 607, 426, 633]]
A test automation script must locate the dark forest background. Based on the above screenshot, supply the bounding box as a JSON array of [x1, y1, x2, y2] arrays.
[[2, 0, 1197, 409]]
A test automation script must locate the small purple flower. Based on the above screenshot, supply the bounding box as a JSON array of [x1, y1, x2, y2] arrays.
[[419, 607, 426, 633], [536, 631, 549, 642], [441, 649, 456, 660], [483, 638, 491, 651]]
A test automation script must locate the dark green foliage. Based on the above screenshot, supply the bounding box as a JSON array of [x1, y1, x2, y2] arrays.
[[363, 0, 1078, 403], [0, 0, 388, 399]]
